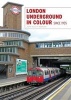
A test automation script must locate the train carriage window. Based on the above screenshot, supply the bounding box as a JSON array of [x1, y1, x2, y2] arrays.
[[47, 71, 48, 75], [51, 70, 53, 74], [49, 70, 50, 74], [45, 71, 46, 75], [52, 70, 54, 73], [45, 71, 48, 75], [56, 70, 58, 73], [51, 70, 54, 74], [59, 69, 60, 72]]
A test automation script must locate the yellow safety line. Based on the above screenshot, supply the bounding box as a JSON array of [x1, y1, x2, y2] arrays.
[[48, 79, 71, 100]]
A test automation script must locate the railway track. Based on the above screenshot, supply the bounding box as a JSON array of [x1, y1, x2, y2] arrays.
[[20, 77, 69, 100], [0, 85, 37, 100], [0, 76, 70, 100]]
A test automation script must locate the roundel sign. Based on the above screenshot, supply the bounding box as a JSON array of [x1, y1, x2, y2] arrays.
[[10, 6, 21, 15]]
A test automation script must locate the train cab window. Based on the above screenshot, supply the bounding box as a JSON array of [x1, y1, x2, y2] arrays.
[[33, 72, 35, 74], [37, 71, 43, 76], [32, 71, 36, 75], [27, 71, 32, 76]]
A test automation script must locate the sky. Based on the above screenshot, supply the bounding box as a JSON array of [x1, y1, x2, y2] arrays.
[[0, 0, 71, 42]]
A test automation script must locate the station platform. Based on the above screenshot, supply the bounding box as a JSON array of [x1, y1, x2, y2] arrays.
[[44, 78, 71, 100], [0, 75, 26, 87]]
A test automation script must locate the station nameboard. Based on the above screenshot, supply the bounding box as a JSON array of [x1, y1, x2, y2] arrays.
[[10, 6, 21, 15], [16, 59, 27, 75], [24, 7, 71, 29]]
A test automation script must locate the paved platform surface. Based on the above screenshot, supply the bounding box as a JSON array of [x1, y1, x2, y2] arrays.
[[0, 75, 26, 87], [44, 78, 71, 100]]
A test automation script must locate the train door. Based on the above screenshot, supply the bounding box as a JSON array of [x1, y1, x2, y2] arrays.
[[48, 68, 51, 80], [51, 68, 54, 78], [32, 70, 37, 82], [44, 69, 50, 81], [52, 68, 56, 78]]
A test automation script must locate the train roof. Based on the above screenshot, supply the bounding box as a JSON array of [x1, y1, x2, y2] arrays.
[[28, 67, 60, 71], [28, 67, 43, 71]]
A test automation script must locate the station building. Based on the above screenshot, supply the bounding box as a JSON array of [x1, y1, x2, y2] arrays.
[[0, 2, 71, 78]]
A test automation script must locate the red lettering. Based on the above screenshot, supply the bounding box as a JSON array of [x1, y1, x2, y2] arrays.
[[26, 9, 46, 13], [26, 20, 31, 25], [26, 14, 62, 19], [33, 20, 52, 25]]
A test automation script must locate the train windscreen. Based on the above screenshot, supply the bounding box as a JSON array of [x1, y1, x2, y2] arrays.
[[27, 70, 43, 76]]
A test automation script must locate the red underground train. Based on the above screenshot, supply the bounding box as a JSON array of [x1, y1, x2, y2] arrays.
[[27, 67, 61, 84]]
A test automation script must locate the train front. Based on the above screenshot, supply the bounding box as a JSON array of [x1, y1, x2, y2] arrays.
[[27, 67, 44, 84]]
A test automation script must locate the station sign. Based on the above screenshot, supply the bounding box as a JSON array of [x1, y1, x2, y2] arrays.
[[16, 59, 27, 75], [10, 6, 21, 15], [24, 7, 71, 29]]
